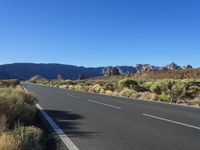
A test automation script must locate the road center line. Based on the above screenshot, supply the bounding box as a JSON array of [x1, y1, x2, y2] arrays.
[[143, 113, 200, 130], [66, 94, 80, 99], [88, 99, 121, 109]]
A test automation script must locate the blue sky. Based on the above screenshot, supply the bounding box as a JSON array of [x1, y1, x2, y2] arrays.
[[0, 0, 199, 67]]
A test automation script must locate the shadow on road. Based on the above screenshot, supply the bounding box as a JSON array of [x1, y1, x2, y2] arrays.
[[45, 109, 100, 138]]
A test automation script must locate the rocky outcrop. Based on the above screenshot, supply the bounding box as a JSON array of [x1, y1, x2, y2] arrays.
[[166, 63, 181, 70], [103, 67, 121, 76], [135, 64, 164, 72], [182, 65, 193, 69]]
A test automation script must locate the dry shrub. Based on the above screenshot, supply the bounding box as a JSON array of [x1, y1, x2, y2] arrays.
[[12, 88, 37, 105], [91, 84, 104, 93], [119, 88, 137, 98], [0, 133, 18, 150], [177, 99, 200, 107], [0, 126, 43, 150], [0, 80, 19, 88], [0, 115, 7, 134], [105, 90, 113, 96], [99, 89, 105, 94], [139, 92, 159, 101], [12, 126, 43, 150], [0, 91, 37, 127], [68, 85, 75, 90]]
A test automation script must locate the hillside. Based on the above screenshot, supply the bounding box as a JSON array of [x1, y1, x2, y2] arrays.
[[91, 69, 200, 81], [0, 63, 198, 80], [0, 63, 136, 80], [132, 69, 200, 80]]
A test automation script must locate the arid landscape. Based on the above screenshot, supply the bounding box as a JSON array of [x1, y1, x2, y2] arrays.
[[29, 67, 200, 107], [1, 0, 200, 149]]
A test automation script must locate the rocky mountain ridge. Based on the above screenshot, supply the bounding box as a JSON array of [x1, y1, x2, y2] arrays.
[[0, 62, 195, 80]]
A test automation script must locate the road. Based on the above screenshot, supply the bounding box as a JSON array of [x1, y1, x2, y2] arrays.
[[23, 83, 200, 150]]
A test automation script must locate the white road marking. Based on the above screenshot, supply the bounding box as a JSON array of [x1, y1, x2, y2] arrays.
[[143, 113, 200, 130], [88, 99, 121, 109], [66, 94, 80, 99], [36, 104, 79, 150], [22, 86, 79, 150]]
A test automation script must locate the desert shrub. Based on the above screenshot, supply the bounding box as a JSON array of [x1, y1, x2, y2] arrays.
[[182, 86, 200, 99], [169, 82, 184, 102], [141, 81, 154, 90], [91, 84, 102, 93], [59, 85, 69, 89], [105, 90, 113, 96], [12, 88, 37, 105], [99, 89, 105, 94], [150, 80, 176, 95], [119, 78, 137, 89], [0, 92, 37, 127], [12, 126, 43, 150], [64, 80, 77, 85], [119, 89, 137, 98], [0, 80, 19, 88], [150, 82, 162, 95], [159, 94, 171, 102], [118, 78, 145, 92], [0, 126, 43, 150], [68, 85, 75, 90], [139, 92, 159, 101], [177, 99, 200, 107], [103, 82, 115, 91]]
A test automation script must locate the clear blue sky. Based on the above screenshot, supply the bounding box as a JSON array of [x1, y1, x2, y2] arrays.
[[0, 0, 199, 67]]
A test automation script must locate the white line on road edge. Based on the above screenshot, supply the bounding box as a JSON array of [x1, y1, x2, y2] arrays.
[[88, 99, 121, 109], [36, 104, 79, 150], [143, 113, 200, 130], [22, 86, 79, 150]]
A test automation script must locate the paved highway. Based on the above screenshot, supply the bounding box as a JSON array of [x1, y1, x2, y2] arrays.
[[23, 83, 200, 150]]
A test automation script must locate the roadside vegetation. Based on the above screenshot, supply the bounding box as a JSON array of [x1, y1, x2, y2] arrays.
[[30, 75, 200, 107], [0, 80, 44, 150]]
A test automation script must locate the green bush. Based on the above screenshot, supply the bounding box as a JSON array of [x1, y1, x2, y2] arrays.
[[119, 89, 137, 98], [140, 81, 154, 90], [150, 83, 162, 95], [118, 78, 145, 92], [150, 80, 176, 95], [159, 94, 171, 102]]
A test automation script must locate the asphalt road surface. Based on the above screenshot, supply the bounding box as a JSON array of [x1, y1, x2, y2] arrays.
[[23, 83, 200, 150]]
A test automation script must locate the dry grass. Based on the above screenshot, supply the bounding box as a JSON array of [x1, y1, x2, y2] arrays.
[[12, 87, 37, 105], [0, 115, 7, 135], [0, 85, 43, 149], [0, 80, 20, 88], [0, 133, 18, 150], [0, 126, 43, 150]]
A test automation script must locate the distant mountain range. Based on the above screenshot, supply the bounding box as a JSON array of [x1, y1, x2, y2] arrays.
[[0, 63, 196, 80]]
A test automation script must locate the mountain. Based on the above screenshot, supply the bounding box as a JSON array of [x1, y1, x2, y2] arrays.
[[0, 63, 194, 80]]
